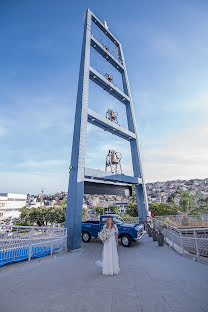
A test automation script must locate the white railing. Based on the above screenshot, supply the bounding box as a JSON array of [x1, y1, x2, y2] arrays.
[[154, 214, 208, 228], [153, 217, 208, 259], [0, 224, 67, 266], [0, 224, 66, 240]]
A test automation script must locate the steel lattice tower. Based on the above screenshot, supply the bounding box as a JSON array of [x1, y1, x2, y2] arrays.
[[65, 9, 149, 250]]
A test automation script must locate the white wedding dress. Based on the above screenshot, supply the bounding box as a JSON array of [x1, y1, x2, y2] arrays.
[[97, 224, 120, 275]]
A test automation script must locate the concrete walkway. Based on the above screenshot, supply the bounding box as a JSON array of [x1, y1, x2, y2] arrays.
[[0, 234, 208, 312]]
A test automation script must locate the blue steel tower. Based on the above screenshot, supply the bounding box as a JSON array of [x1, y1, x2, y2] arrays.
[[65, 9, 149, 250]]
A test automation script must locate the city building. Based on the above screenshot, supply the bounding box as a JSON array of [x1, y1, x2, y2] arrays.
[[26, 197, 41, 209], [0, 193, 27, 221], [114, 202, 128, 214]]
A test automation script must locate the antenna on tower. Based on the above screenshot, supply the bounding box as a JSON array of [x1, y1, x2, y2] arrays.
[[103, 19, 108, 30], [41, 188, 44, 207]]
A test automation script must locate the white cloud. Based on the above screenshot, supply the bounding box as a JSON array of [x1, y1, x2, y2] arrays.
[[0, 171, 69, 194], [16, 159, 68, 168], [0, 125, 8, 136], [193, 95, 208, 113], [142, 122, 208, 182]]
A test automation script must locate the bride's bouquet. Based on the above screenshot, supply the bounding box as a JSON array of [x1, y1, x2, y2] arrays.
[[98, 228, 110, 242]]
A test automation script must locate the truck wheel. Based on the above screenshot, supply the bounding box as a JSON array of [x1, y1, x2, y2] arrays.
[[121, 234, 131, 247], [82, 232, 91, 243]]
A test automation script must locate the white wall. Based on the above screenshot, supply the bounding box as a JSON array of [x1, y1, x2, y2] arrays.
[[0, 193, 27, 221]]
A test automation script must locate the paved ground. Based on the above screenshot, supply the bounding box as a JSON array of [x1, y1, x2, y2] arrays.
[[0, 234, 208, 312]]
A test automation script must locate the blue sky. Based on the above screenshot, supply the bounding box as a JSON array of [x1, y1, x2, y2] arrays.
[[0, 0, 208, 194]]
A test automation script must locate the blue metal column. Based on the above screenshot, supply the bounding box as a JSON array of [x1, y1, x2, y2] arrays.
[[65, 9, 91, 250], [119, 44, 149, 221]]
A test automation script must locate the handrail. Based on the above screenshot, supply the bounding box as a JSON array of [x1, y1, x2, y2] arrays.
[[162, 230, 208, 240], [0, 224, 67, 267], [0, 224, 63, 230], [152, 217, 208, 260], [0, 235, 67, 243], [153, 218, 208, 233]]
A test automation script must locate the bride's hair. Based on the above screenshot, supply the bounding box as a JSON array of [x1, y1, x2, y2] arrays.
[[106, 216, 115, 229]]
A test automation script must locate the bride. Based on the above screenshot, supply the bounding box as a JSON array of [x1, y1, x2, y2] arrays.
[[98, 216, 120, 275]]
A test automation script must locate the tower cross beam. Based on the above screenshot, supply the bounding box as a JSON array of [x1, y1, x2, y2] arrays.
[[91, 12, 120, 46], [84, 168, 140, 184], [91, 36, 124, 73], [88, 108, 136, 141], [89, 67, 130, 104]]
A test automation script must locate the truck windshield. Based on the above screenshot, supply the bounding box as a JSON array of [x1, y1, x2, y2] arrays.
[[113, 217, 124, 224]]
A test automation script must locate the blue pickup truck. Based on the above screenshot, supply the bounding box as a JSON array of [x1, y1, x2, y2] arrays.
[[82, 214, 144, 247]]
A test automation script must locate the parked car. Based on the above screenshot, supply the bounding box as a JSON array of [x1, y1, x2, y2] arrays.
[[82, 214, 144, 247]]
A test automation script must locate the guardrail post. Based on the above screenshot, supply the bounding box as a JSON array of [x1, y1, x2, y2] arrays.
[[179, 230, 184, 253], [50, 229, 54, 256], [194, 230, 199, 258], [64, 229, 67, 252], [171, 229, 174, 248], [169, 225, 174, 247], [30, 228, 34, 238], [28, 239, 32, 262]]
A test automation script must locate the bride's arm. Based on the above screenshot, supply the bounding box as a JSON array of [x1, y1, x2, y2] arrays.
[[114, 225, 118, 247], [115, 232, 118, 247]]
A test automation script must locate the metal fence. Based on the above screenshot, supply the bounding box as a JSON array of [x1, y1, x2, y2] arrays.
[[154, 214, 208, 228], [0, 224, 67, 267], [153, 217, 208, 259]]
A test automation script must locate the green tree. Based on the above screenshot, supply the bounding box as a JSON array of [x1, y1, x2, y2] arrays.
[[177, 190, 205, 225], [167, 193, 176, 204], [82, 207, 88, 220], [108, 205, 119, 213], [178, 189, 201, 214], [19, 207, 34, 225], [126, 202, 138, 217], [3, 217, 12, 225], [126, 186, 138, 217], [18, 201, 67, 226], [193, 203, 208, 214], [95, 206, 104, 215], [149, 203, 178, 217]]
